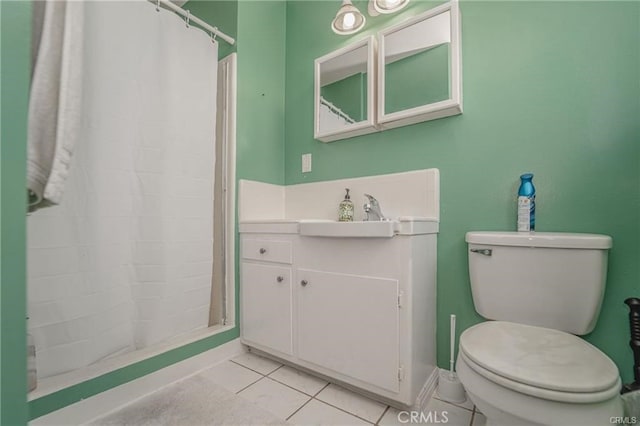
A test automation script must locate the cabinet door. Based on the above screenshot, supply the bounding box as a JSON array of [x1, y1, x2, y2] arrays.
[[241, 262, 292, 355], [297, 269, 400, 392]]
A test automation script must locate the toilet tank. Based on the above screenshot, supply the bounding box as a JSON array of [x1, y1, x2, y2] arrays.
[[466, 232, 612, 335]]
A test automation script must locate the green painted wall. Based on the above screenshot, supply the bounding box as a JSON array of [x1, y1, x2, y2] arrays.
[[236, 1, 287, 185], [1, 1, 31, 424], [184, 0, 238, 59], [284, 0, 640, 384]]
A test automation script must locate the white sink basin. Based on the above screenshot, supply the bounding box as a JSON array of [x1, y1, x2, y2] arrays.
[[299, 220, 398, 238]]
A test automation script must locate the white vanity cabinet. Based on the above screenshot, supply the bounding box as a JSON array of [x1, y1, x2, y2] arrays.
[[239, 219, 438, 409]]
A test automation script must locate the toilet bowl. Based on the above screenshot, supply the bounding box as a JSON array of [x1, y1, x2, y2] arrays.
[[456, 321, 623, 426], [460, 232, 623, 426]]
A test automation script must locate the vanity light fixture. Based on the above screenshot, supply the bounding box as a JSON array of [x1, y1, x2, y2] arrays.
[[367, 0, 409, 16], [331, 0, 366, 35]]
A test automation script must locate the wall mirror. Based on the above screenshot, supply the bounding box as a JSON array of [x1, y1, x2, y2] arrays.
[[314, 36, 377, 142], [377, 1, 462, 129]]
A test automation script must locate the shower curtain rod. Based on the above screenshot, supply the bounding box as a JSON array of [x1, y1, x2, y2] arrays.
[[150, 0, 235, 45]]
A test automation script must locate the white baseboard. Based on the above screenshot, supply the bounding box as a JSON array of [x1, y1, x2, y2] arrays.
[[31, 338, 245, 425], [415, 367, 439, 411]]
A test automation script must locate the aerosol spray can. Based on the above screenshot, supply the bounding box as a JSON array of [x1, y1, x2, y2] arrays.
[[517, 173, 535, 232]]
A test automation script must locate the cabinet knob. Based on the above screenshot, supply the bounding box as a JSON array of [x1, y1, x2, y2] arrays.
[[276, 276, 284, 283], [300, 280, 308, 287], [259, 248, 267, 254]]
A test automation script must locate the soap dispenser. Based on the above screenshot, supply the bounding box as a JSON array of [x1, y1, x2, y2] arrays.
[[338, 188, 354, 222]]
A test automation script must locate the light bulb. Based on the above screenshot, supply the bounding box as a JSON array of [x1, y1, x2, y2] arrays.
[[381, 0, 401, 7], [342, 12, 356, 29], [331, 0, 365, 35], [369, 0, 408, 15]]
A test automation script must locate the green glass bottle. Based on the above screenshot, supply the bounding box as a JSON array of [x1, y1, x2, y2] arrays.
[[338, 188, 354, 222]]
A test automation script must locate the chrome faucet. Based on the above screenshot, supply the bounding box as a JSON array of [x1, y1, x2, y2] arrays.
[[363, 194, 386, 221]]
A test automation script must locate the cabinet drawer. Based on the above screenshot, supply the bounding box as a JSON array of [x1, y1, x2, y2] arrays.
[[242, 238, 292, 264]]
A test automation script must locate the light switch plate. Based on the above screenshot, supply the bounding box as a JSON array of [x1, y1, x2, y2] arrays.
[[302, 153, 312, 173]]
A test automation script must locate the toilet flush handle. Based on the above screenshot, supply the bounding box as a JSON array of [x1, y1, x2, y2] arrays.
[[470, 248, 492, 256]]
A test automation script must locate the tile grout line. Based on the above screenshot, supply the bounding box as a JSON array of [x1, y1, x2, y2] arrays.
[[251, 370, 382, 425], [432, 395, 476, 414], [229, 358, 281, 377], [267, 375, 327, 398], [312, 382, 331, 398], [284, 379, 330, 421], [285, 381, 379, 425], [234, 375, 267, 395], [375, 405, 391, 425], [268, 364, 285, 376], [432, 395, 474, 413], [284, 394, 314, 421], [230, 356, 386, 425], [311, 393, 379, 424]]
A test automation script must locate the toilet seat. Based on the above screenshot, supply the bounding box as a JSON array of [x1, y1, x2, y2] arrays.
[[459, 321, 621, 403]]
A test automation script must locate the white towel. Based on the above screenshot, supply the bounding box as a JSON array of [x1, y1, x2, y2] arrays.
[[27, 0, 83, 210]]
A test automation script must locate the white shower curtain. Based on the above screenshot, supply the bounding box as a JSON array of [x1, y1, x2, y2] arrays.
[[27, 1, 218, 378]]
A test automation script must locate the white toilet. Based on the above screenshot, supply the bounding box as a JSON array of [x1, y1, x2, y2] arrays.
[[457, 231, 624, 426]]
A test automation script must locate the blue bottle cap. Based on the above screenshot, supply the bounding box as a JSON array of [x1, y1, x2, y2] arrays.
[[520, 173, 533, 179]]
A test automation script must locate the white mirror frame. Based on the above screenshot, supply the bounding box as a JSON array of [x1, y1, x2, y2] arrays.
[[314, 36, 378, 143], [377, 1, 462, 129]]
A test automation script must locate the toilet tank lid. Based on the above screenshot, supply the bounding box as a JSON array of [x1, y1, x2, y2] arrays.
[[465, 231, 612, 249]]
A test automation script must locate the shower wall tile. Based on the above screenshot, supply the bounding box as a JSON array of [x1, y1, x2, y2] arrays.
[[182, 275, 212, 291], [167, 261, 211, 280], [182, 154, 214, 179], [28, 247, 81, 279], [158, 242, 212, 264], [27, 273, 85, 305], [137, 172, 164, 195], [90, 194, 133, 217], [168, 197, 212, 218], [134, 321, 167, 348], [134, 148, 165, 173], [182, 287, 212, 310], [89, 323, 134, 363], [135, 218, 164, 241], [134, 196, 163, 216], [133, 265, 167, 282], [32, 316, 94, 348], [37, 340, 91, 378], [28, 216, 75, 248], [133, 242, 166, 264], [87, 169, 130, 196], [168, 177, 212, 199], [130, 282, 166, 300], [180, 306, 209, 330], [77, 217, 131, 244], [94, 303, 133, 334], [167, 218, 212, 242], [29, 292, 101, 326], [136, 298, 163, 321]]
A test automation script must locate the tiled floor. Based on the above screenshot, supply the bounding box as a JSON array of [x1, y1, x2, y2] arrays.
[[205, 351, 487, 426]]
